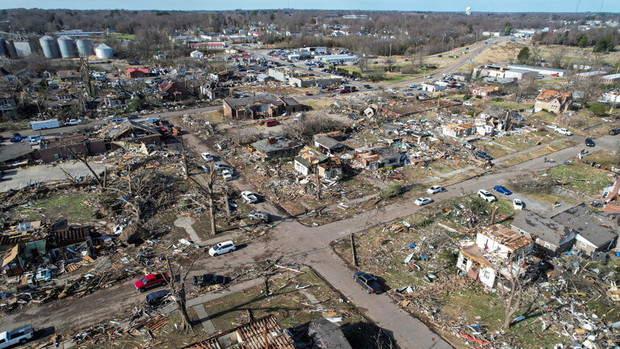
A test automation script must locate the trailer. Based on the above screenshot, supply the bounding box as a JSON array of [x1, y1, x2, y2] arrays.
[[30, 119, 60, 131]]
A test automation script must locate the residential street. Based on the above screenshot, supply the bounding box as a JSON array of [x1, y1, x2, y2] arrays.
[[2, 132, 616, 348]]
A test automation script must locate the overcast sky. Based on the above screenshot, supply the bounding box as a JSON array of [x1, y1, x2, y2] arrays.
[[2, 0, 618, 13]]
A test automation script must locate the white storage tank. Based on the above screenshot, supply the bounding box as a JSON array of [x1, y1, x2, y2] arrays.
[[94, 43, 113, 59], [0, 37, 7, 57], [76, 39, 93, 57], [39, 35, 61, 58], [13, 40, 34, 57], [5, 40, 18, 58], [57, 36, 76, 58]]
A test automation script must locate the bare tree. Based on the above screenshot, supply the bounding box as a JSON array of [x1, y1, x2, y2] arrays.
[[166, 257, 197, 332], [495, 251, 529, 329]]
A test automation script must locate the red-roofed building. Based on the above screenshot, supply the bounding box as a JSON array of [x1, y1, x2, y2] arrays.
[[126, 68, 150, 78]]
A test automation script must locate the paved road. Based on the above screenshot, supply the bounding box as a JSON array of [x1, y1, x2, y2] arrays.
[[3, 133, 617, 348]]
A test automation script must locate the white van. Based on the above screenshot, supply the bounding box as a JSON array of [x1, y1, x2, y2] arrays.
[[208, 241, 236, 256]]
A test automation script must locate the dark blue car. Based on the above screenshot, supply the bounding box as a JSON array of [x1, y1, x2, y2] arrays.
[[493, 185, 512, 195]]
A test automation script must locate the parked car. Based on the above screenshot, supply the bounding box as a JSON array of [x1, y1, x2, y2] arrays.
[[241, 190, 258, 203], [192, 274, 231, 287], [493, 185, 512, 195], [264, 119, 279, 127], [364, 84, 372, 89], [513, 199, 525, 210], [145, 289, 170, 307], [353, 271, 383, 294], [65, 119, 83, 126], [463, 101, 474, 106], [556, 128, 573, 136], [248, 210, 271, 223], [608, 128, 620, 135], [134, 273, 170, 292], [201, 152, 215, 162], [477, 189, 497, 202], [463, 142, 475, 150], [222, 169, 236, 181], [208, 240, 237, 256], [198, 165, 210, 173], [585, 138, 595, 147], [9, 136, 26, 143], [28, 136, 45, 145], [414, 197, 433, 206], [475, 150, 493, 161], [304, 91, 313, 96], [0, 325, 34, 348], [213, 162, 230, 171], [427, 185, 445, 194]]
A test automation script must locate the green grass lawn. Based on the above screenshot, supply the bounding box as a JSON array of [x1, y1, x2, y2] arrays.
[[489, 101, 535, 110], [583, 150, 620, 168], [547, 161, 614, 197], [110, 33, 136, 39], [10, 193, 95, 222]]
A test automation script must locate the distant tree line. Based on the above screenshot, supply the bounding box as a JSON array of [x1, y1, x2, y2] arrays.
[[0, 9, 618, 59], [533, 28, 618, 52]]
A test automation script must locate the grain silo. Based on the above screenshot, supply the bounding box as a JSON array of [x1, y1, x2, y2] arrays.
[[0, 37, 7, 57], [76, 38, 93, 57], [39, 35, 61, 58], [5, 40, 17, 58], [13, 40, 34, 57], [57, 36, 76, 58], [94, 43, 113, 59]]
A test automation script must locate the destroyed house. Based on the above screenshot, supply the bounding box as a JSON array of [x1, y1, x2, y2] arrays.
[[534, 89, 572, 113], [313, 135, 344, 154], [294, 146, 343, 180], [56, 70, 81, 81], [159, 81, 191, 101], [251, 135, 303, 160], [37, 135, 117, 163], [442, 123, 474, 139], [550, 204, 618, 256], [223, 95, 302, 119], [470, 86, 500, 98], [105, 120, 163, 145], [45, 226, 95, 263], [475, 106, 523, 135], [457, 224, 533, 288], [354, 147, 400, 170], [511, 211, 576, 256], [183, 315, 295, 349]]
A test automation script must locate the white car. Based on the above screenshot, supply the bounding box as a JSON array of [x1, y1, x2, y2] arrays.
[[463, 101, 474, 107], [414, 197, 434, 206], [241, 190, 258, 204], [556, 128, 573, 136], [208, 240, 236, 256], [65, 119, 83, 125], [427, 185, 445, 194], [201, 152, 215, 162], [28, 136, 45, 145], [222, 169, 236, 181], [477, 189, 497, 202], [513, 199, 525, 210]]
